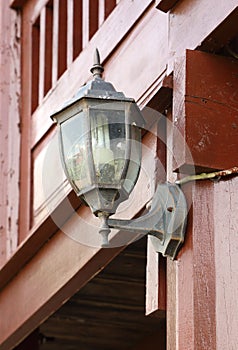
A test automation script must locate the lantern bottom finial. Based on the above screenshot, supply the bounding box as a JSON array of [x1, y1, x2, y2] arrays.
[[98, 213, 111, 247]]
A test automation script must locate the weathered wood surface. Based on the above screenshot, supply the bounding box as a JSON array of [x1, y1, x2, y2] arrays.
[[0, 2, 21, 265], [145, 117, 167, 316], [173, 49, 238, 173], [214, 177, 238, 349], [167, 177, 238, 350]]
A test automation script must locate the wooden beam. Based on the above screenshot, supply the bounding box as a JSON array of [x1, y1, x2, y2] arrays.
[[156, 0, 179, 13], [146, 240, 166, 316], [173, 50, 238, 173]]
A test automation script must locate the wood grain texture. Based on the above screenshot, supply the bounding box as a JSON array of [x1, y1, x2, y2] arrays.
[[0, 1, 21, 265], [214, 177, 238, 349], [173, 50, 238, 173], [174, 182, 216, 349], [145, 116, 167, 316]]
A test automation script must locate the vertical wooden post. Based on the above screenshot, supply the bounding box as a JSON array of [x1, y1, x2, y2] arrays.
[[19, 6, 33, 242], [214, 178, 238, 349], [167, 49, 238, 349], [145, 114, 167, 316]]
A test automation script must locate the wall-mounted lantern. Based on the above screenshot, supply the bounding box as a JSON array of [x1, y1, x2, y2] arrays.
[[50, 49, 187, 259]]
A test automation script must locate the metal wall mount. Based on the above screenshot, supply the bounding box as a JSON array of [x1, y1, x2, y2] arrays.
[[105, 183, 187, 260]]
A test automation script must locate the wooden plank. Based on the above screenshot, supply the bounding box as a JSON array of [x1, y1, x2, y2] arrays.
[[67, 0, 74, 67], [18, 6, 33, 242], [214, 177, 238, 349], [146, 240, 166, 315], [173, 50, 238, 173], [98, 0, 105, 27], [0, 3, 10, 264], [52, 0, 59, 85], [82, 0, 90, 47], [39, 7, 46, 104], [156, 0, 179, 13], [167, 182, 216, 349], [31, 17, 40, 112], [5, 5, 21, 258], [166, 108, 177, 350], [145, 114, 167, 317], [31, 0, 153, 148]]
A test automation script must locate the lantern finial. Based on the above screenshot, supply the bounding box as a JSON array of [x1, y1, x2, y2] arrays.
[[90, 48, 104, 78]]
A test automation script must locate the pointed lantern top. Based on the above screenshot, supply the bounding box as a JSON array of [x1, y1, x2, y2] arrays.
[[90, 48, 104, 78]]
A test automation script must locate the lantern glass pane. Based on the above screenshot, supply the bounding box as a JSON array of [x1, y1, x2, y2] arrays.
[[123, 125, 141, 194], [60, 111, 92, 192], [91, 108, 127, 185]]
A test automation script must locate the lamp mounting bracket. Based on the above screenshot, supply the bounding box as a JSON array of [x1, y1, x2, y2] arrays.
[[106, 183, 187, 260]]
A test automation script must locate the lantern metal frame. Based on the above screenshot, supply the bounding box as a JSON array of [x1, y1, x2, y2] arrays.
[[50, 49, 187, 259]]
